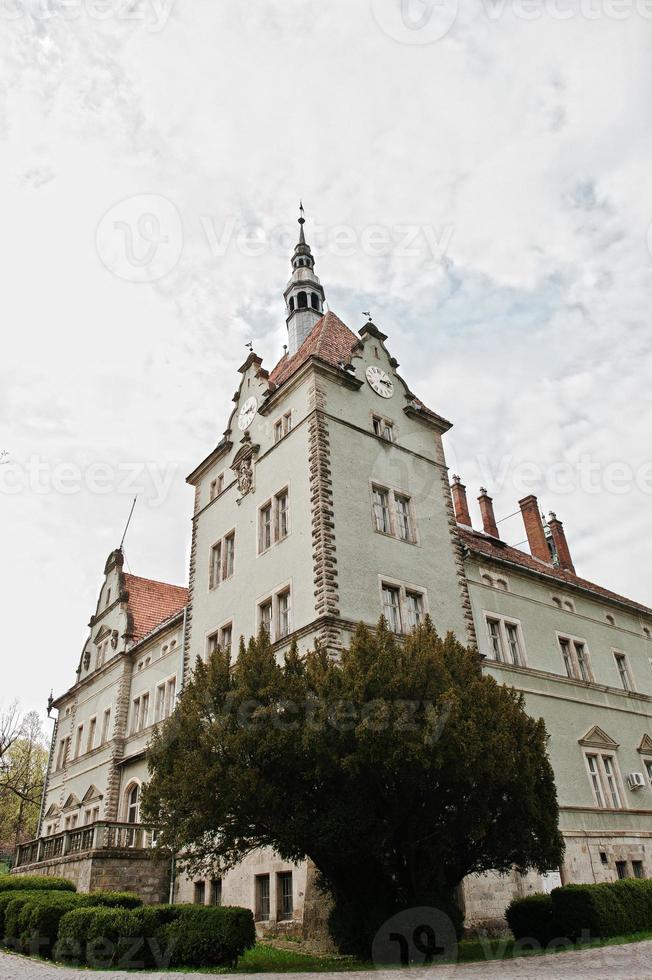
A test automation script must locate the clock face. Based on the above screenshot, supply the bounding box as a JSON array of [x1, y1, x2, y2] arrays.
[[366, 366, 394, 399], [238, 396, 258, 431]]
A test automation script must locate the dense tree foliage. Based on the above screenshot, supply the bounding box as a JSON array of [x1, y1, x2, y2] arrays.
[[0, 705, 48, 852], [143, 620, 563, 955]]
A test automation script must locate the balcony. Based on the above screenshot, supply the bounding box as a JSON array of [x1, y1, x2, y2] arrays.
[[14, 821, 157, 869]]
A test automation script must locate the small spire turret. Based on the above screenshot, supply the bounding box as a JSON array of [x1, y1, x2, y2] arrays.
[[284, 204, 326, 353]]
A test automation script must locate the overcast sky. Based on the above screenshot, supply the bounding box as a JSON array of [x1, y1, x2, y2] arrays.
[[2, 1, 652, 727]]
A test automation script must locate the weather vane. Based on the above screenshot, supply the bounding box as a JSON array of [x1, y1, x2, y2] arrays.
[[245, 341, 254, 352], [362, 311, 373, 322]]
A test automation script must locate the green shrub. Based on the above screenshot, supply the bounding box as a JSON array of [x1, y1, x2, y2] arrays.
[[0, 890, 41, 941], [5, 889, 142, 958], [550, 878, 652, 941], [505, 893, 554, 946], [161, 906, 256, 968], [56, 903, 255, 969], [0, 875, 75, 894]]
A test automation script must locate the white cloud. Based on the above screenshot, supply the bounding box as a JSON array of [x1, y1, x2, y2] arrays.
[[2, 0, 651, 720]]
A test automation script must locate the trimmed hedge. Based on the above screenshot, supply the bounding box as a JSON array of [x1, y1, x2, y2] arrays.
[[0, 875, 75, 894], [3, 889, 142, 958], [507, 878, 652, 945], [56, 903, 256, 969], [506, 893, 554, 946], [161, 906, 256, 968], [552, 878, 652, 941]]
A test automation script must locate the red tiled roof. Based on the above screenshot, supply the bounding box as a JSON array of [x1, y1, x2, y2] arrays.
[[458, 527, 652, 616], [123, 574, 188, 642], [269, 311, 359, 388]]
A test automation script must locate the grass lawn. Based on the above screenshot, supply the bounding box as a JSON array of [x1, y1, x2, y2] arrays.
[[202, 929, 652, 972]]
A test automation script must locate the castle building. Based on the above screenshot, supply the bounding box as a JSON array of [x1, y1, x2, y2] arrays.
[[15, 216, 652, 930]]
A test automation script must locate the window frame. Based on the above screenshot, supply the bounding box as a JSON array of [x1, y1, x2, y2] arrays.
[[480, 568, 510, 592], [255, 874, 271, 922], [257, 583, 293, 643], [371, 414, 395, 442], [258, 487, 290, 554], [209, 528, 236, 588], [583, 751, 624, 810], [273, 411, 293, 444], [483, 612, 527, 667], [369, 482, 418, 545], [379, 577, 428, 635], [277, 871, 293, 921], [613, 649, 635, 692], [556, 632, 594, 683]]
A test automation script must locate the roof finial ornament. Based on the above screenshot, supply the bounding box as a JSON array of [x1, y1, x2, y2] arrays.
[[452, 474, 461, 485], [298, 201, 306, 243], [362, 311, 373, 322], [245, 341, 254, 352]]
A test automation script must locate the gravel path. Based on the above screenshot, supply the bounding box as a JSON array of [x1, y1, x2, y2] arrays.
[[1, 941, 651, 980]]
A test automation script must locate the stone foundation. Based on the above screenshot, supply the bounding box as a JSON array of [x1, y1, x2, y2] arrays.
[[12, 850, 171, 905]]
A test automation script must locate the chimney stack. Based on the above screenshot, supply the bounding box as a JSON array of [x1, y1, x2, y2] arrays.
[[478, 488, 499, 538], [547, 512, 576, 574], [519, 495, 551, 562], [451, 475, 472, 527]]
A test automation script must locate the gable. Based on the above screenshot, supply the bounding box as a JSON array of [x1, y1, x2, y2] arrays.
[[81, 785, 103, 804], [62, 793, 81, 812], [637, 734, 652, 755], [578, 726, 619, 749]]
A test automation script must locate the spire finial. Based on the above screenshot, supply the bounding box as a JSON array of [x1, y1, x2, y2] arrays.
[[298, 201, 306, 244]]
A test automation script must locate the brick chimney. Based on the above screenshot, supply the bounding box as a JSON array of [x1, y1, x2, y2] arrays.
[[547, 512, 576, 574], [478, 488, 499, 538], [518, 495, 551, 562], [451, 475, 472, 527]]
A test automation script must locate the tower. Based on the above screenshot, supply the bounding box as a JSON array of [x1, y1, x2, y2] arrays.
[[283, 204, 325, 354]]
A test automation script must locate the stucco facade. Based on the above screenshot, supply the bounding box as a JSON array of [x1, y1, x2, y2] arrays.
[[20, 217, 652, 933]]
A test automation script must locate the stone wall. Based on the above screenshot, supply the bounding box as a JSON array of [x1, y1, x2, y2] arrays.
[[12, 850, 171, 905]]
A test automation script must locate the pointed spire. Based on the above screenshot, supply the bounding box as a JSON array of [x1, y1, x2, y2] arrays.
[[284, 205, 326, 354]]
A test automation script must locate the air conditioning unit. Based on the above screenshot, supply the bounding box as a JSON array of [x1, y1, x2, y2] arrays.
[[627, 772, 646, 791]]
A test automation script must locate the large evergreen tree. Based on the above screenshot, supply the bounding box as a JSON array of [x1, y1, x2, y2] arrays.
[[143, 620, 563, 956]]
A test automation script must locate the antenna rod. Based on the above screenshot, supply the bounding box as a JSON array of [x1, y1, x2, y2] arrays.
[[119, 496, 137, 551]]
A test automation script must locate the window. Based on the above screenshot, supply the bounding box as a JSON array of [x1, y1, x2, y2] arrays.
[[259, 588, 292, 642], [613, 652, 634, 692], [600, 851, 608, 865], [405, 591, 424, 631], [275, 490, 289, 541], [193, 881, 206, 904], [372, 487, 391, 534], [372, 415, 394, 441], [644, 759, 652, 788], [211, 879, 222, 906], [485, 615, 525, 666], [209, 473, 224, 502], [140, 693, 149, 729], [209, 531, 236, 587], [278, 591, 291, 638], [563, 600, 575, 612], [505, 623, 523, 667], [259, 600, 272, 637], [606, 613, 615, 626], [371, 485, 415, 542], [220, 623, 233, 653], [87, 717, 97, 753], [74, 725, 84, 759], [487, 618, 504, 660], [616, 861, 628, 880], [297, 291, 307, 309], [106, 588, 111, 607], [155, 684, 166, 722], [259, 502, 272, 552], [274, 412, 292, 443], [552, 596, 561, 608], [382, 585, 402, 633], [633, 861, 645, 879], [643, 625, 651, 639], [101, 708, 111, 744], [126, 783, 140, 825], [277, 872, 293, 921], [56, 738, 67, 771], [209, 541, 222, 589], [394, 495, 412, 542], [585, 753, 622, 809], [255, 875, 270, 921], [558, 635, 593, 682], [224, 532, 235, 579], [165, 678, 176, 716], [207, 631, 219, 656], [259, 489, 290, 552], [131, 698, 141, 735]]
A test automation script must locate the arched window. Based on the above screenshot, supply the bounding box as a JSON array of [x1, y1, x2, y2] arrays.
[[126, 783, 140, 824], [311, 293, 320, 310], [289, 296, 295, 312], [297, 292, 307, 309]]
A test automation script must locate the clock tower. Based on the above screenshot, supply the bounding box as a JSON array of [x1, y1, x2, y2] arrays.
[[283, 204, 326, 354]]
